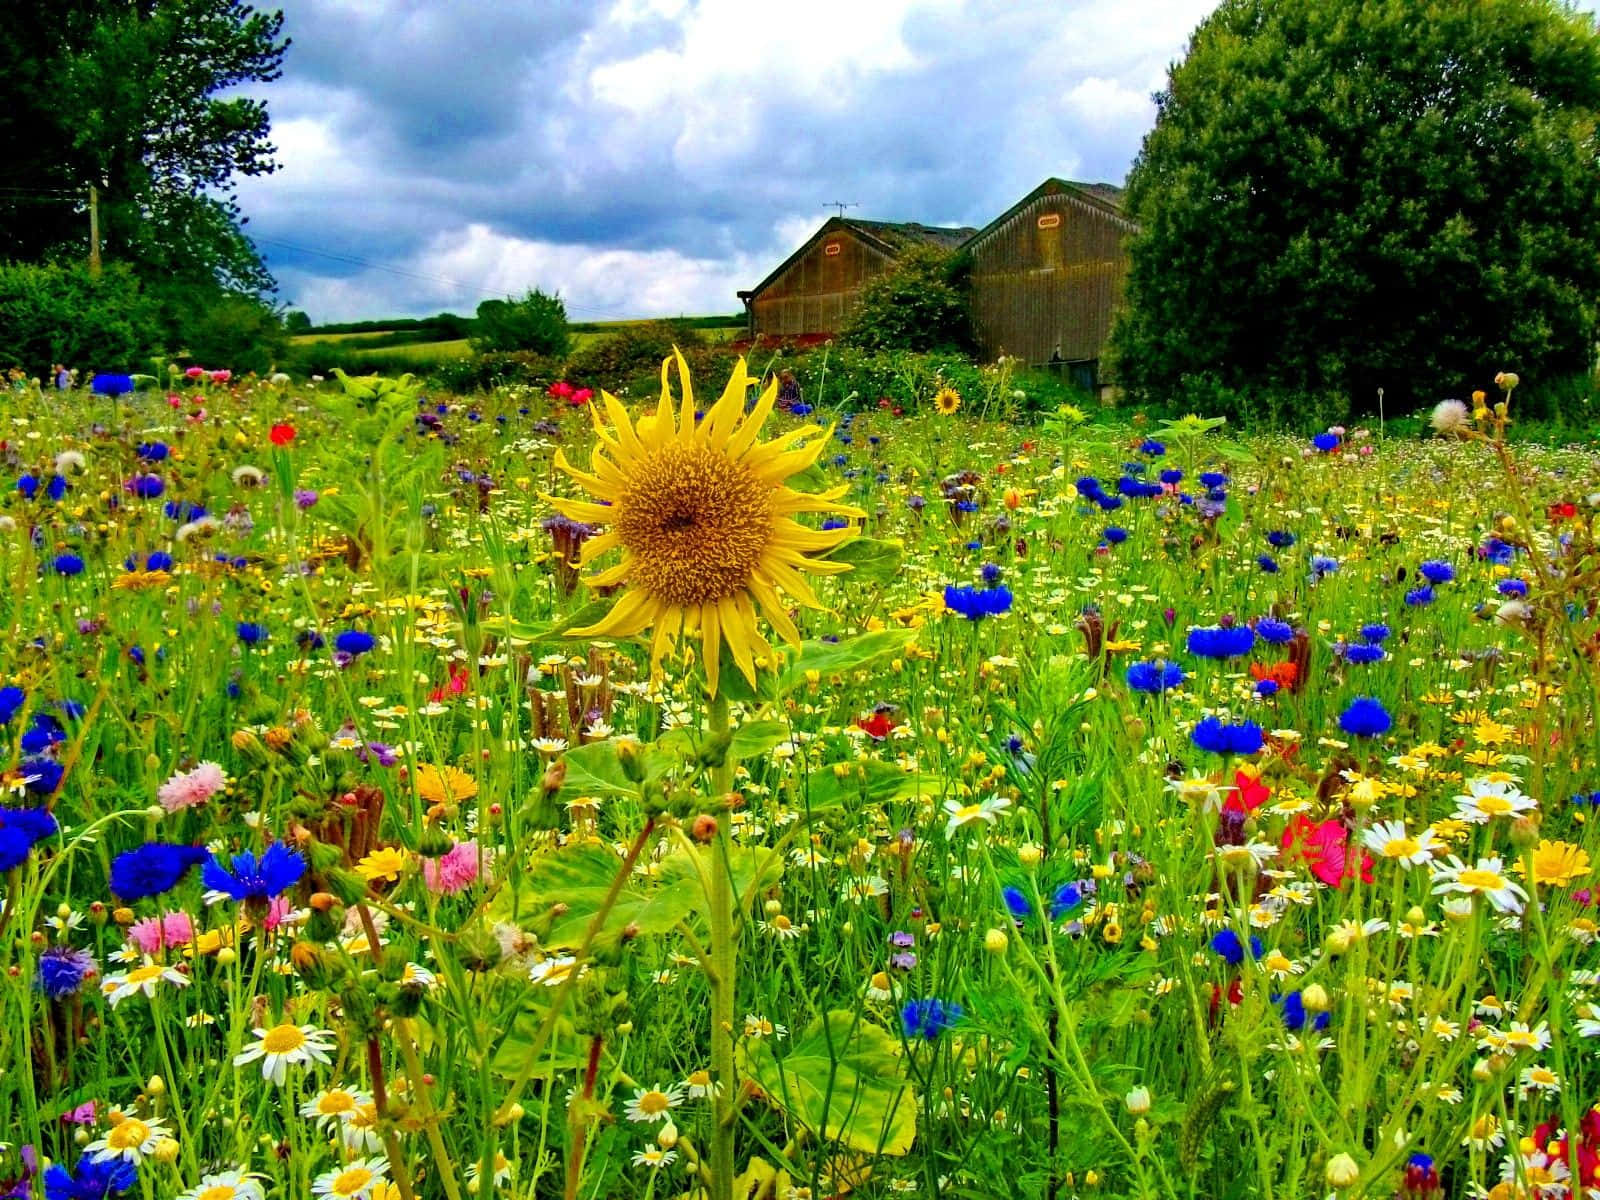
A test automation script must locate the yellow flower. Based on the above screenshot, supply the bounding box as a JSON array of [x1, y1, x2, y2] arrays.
[[414, 763, 477, 805], [933, 386, 962, 415], [356, 846, 408, 883], [547, 353, 863, 695], [1523, 840, 1591, 888]]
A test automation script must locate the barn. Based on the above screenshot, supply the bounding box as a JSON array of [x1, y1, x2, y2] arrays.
[[738, 217, 976, 341], [962, 178, 1136, 390]]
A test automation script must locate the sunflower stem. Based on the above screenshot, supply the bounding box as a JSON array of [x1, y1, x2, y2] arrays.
[[707, 688, 738, 1200]]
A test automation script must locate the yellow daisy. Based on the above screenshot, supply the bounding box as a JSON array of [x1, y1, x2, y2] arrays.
[[548, 352, 862, 694]]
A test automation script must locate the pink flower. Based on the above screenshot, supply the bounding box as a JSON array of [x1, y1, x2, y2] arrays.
[[127, 911, 195, 954], [423, 840, 488, 894], [263, 894, 296, 930], [185, 366, 206, 380], [158, 761, 227, 812], [209, 369, 231, 384], [1280, 816, 1372, 888]]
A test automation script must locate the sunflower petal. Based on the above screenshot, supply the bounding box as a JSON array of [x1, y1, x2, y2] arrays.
[[570, 589, 658, 639]]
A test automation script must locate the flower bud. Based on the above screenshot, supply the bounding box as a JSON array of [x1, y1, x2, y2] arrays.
[[1124, 1085, 1151, 1115], [1302, 983, 1330, 1012], [658, 1120, 679, 1149], [146, 1075, 166, 1097], [1018, 843, 1042, 868], [984, 928, 1009, 955], [1325, 1152, 1360, 1189]]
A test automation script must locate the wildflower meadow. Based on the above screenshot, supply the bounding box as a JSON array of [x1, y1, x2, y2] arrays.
[[3, 359, 1600, 1200]]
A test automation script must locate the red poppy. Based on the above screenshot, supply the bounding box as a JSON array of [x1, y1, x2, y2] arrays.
[[1224, 768, 1269, 814], [428, 666, 470, 703], [548, 380, 575, 399], [1249, 661, 1299, 690], [1549, 501, 1577, 520], [269, 423, 296, 446], [1280, 815, 1372, 887], [857, 711, 893, 740], [570, 388, 593, 406]]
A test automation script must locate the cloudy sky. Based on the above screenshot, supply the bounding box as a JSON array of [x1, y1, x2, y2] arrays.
[[227, 1, 1372, 321]]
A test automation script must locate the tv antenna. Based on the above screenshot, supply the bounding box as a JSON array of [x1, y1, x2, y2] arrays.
[[826, 201, 858, 218]]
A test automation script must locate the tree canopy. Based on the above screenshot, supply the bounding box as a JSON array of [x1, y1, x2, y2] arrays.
[[841, 246, 976, 355], [1111, 0, 1600, 415], [0, 0, 288, 296]]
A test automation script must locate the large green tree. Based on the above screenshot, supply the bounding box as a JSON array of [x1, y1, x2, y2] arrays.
[[1111, 0, 1600, 414], [0, 0, 287, 296]]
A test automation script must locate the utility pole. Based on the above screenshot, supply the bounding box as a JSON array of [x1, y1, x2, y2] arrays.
[[88, 184, 101, 277]]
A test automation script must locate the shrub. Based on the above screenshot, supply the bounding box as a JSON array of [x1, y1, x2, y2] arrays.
[[171, 293, 288, 376], [430, 351, 566, 394], [840, 246, 975, 354], [472, 290, 570, 357], [568, 321, 705, 392], [0, 261, 157, 375]]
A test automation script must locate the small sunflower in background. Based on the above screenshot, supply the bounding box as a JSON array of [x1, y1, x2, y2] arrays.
[[547, 352, 863, 694], [933, 385, 962, 415]]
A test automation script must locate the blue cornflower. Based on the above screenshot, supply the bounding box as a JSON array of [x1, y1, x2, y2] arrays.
[[37, 945, 97, 998], [1074, 476, 1104, 498], [789, 403, 813, 417], [1310, 555, 1339, 576], [201, 842, 307, 903], [52, 554, 85, 576], [1339, 697, 1392, 738], [1159, 468, 1183, 485], [820, 518, 849, 531], [334, 630, 376, 656], [1198, 471, 1227, 488], [1191, 717, 1264, 756], [0, 805, 58, 870], [296, 630, 326, 652], [944, 585, 1013, 621], [1050, 883, 1083, 918], [1139, 439, 1166, 456], [1404, 585, 1434, 607], [1209, 928, 1263, 965], [1185, 625, 1256, 659], [1360, 623, 1390, 642], [901, 997, 963, 1040], [1481, 537, 1515, 565], [1125, 660, 1185, 695], [1312, 432, 1340, 452], [21, 714, 63, 753], [1257, 554, 1279, 573], [1255, 618, 1295, 644], [90, 374, 134, 397], [236, 622, 268, 645], [145, 551, 174, 572], [128, 475, 164, 499], [1275, 991, 1330, 1032], [46, 474, 66, 500], [1418, 560, 1455, 584], [980, 562, 1003, 584], [17, 474, 39, 499], [20, 757, 63, 795], [0, 685, 23, 724], [42, 1154, 137, 1200], [1255, 679, 1280, 697], [1095, 492, 1124, 512], [1266, 530, 1296, 548], [136, 442, 169, 461], [108, 843, 208, 901], [1103, 526, 1129, 545], [1002, 885, 1032, 919], [1342, 642, 1386, 665], [1497, 578, 1528, 597]]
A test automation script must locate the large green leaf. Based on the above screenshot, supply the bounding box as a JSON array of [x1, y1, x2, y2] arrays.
[[498, 598, 618, 644], [659, 843, 784, 910], [742, 1012, 917, 1156], [490, 843, 700, 950], [800, 759, 932, 811], [551, 738, 681, 804], [776, 629, 915, 696], [487, 1002, 591, 1080], [824, 536, 904, 584]]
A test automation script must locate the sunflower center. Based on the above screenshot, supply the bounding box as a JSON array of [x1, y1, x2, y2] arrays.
[[615, 444, 772, 607], [261, 1023, 306, 1054]]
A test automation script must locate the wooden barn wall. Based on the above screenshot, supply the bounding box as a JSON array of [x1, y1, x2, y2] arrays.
[[968, 192, 1134, 365], [750, 232, 893, 337]]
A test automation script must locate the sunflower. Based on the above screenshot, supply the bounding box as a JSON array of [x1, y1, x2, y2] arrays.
[[547, 352, 862, 694], [933, 386, 962, 415]]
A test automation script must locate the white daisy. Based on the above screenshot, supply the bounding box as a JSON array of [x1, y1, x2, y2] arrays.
[[86, 1114, 167, 1163], [232, 1021, 336, 1086], [1359, 820, 1438, 868], [624, 1083, 685, 1123], [311, 1158, 388, 1200]]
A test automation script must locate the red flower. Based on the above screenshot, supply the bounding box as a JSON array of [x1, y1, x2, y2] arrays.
[[1549, 501, 1578, 520], [570, 388, 593, 406], [1225, 768, 1269, 814], [548, 380, 575, 399], [1280, 815, 1372, 887], [269, 423, 296, 446], [856, 711, 893, 740]]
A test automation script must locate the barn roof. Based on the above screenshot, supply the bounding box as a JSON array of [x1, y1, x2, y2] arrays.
[[961, 178, 1136, 255], [740, 216, 978, 300]]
